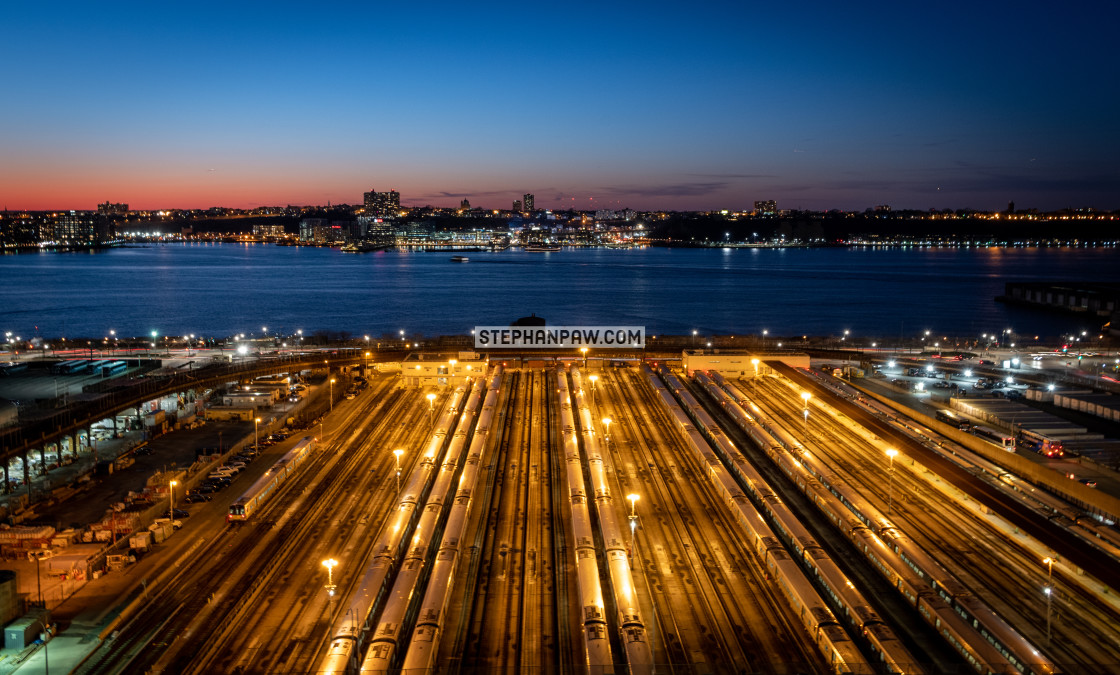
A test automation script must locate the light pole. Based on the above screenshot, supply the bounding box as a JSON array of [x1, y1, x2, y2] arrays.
[[1043, 557, 1054, 644], [329, 377, 336, 412], [322, 558, 338, 596], [627, 493, 640, 560], [169, 479, 177, 520], [254, 417, 261, 455], [800, 392, 811, 431], [393, 448, 404, 495], [448, 359, 457, 384], [580, 347, 588, 369], [886, 448, 899, 515], [751, 358, 760, 391], [426, 393, 436, 428], [602, 417, 612, 452]]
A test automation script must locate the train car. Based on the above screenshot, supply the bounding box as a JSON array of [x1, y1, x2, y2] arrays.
[[358, 383, 485, 673], [315, 383, 471, 675], [685, 370, 918, 674], [644, 365, 872, 675], [227, 436, 316, 522], [570, 368, 653, 674], [399, 369, 505, 674], [712, 373, 1055, 675], [555, 369, 616, 671]]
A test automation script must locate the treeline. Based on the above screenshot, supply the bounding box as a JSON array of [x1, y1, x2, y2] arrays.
[[644, 213, 1119, 243]]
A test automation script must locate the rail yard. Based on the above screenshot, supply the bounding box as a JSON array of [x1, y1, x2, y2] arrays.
[[56, 356, 1120, 674]]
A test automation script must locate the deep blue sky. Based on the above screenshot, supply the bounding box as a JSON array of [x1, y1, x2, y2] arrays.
[[3, 1, 1117, 212]]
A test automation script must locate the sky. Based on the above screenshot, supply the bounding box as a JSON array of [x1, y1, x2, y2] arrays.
[[2, 1, 1118, 212]]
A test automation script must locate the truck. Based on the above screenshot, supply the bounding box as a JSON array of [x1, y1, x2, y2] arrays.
[[129, 531, 153, 553]]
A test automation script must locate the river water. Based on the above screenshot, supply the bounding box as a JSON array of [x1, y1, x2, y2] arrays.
[[1, 243, 1116, 341]]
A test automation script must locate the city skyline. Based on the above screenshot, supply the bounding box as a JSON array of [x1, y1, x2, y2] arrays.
[[3, 2, 1118, 212]]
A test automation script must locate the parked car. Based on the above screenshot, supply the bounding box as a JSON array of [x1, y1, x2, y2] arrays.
[[185, 492, 211, 503], [170, 508, 190, 518]]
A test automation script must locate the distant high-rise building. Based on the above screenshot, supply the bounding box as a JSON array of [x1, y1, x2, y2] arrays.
[[97, 201, 128, 215], [1007, 201, 1015, 214], [253, 224, 286, 237], [754, 200, 777, 216], [523, 193, 535, 212], [52, 211, 99, 245], [874, 204, 891, 213], [299, 218, 330, 243], [513, 199, 522, 212], [363, 188, 401, 218]]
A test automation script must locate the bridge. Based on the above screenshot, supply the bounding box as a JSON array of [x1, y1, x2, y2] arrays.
[[0, 351, 387, 480]]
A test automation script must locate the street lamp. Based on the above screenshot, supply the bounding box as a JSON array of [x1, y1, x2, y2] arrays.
[[393, 448, 404, 495], [627, 493, 640, 560], [602, 417, 612, 451], [322, 558, 338, 596], [448, 359, 457, 383], [589, 374, 598, 393], [800, 392, 811, 428], [426, 393, 436, 427], [254, 417, 261, 454], [751, 358, 760, 390], [1043, 557, 1054, 644], [886, 448, 899, 515], [330, 378, 336, 412], [580, 347, 588, 368], [169, 480, 177, 519]]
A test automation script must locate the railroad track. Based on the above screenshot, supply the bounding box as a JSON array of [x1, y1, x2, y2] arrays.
[[204, 388, 428, 673], [608, 369, 808, 673], [459, 370, 525, 671], [625, 369, 829, 674], [758, 375, 1120, 672]]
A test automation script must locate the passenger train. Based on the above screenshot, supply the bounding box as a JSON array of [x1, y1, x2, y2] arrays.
[[641, 365, 872, 675], [358, 380, 487, 674], [570, 367, 654, 674], [555, 369, 616, 671], [706, 371, 1059, 675], [227, 436, 317, 523], [315, 383, 474, 674], [397, 369, 504, 673]]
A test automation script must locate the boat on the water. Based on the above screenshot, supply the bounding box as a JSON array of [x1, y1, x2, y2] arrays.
[[524, 244, 561, 252], [450, 255, 469, 262], [340, 242, 383, 252]]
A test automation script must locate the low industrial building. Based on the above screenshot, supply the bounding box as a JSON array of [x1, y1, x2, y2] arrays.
[[400, 352, 489, 388], [681, 350, 810, 377], [221, 389, 281, 408]]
